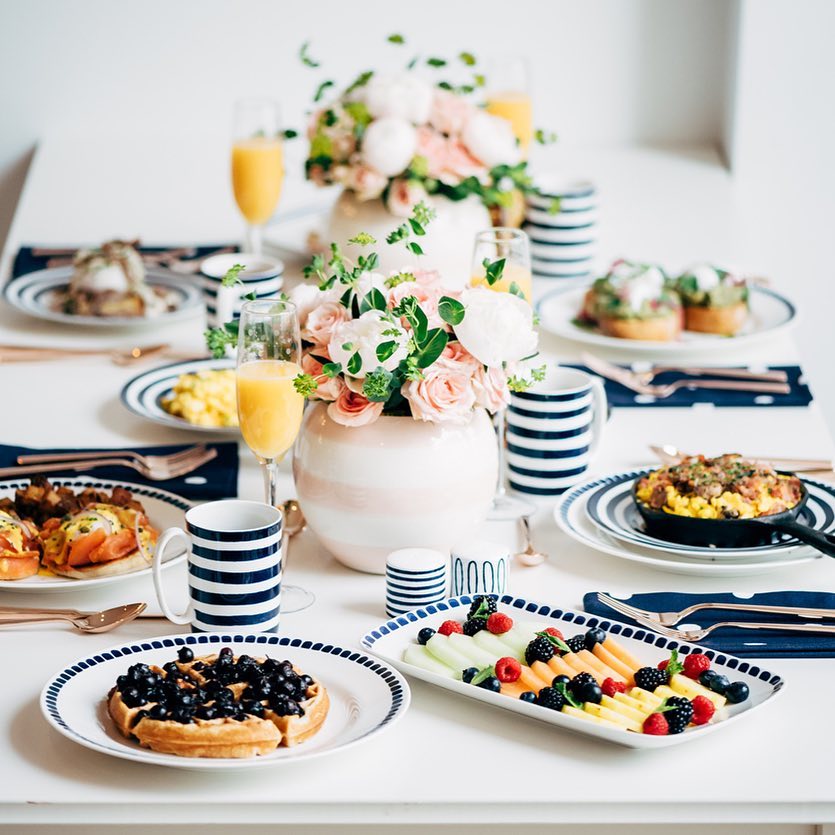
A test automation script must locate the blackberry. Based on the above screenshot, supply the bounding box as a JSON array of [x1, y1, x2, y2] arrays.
[[463, 617, 487, 636], [525, 636, 555, 666], [664, 696, 694, 734], [634, 666, 669, 692], [535, 686, 566, 712], [568, 672, 596, 695], [564, 635, 586, 654], [467, 595, 497, 619]]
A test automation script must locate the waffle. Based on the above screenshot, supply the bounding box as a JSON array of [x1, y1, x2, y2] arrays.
[[107, 649, 329, 758]]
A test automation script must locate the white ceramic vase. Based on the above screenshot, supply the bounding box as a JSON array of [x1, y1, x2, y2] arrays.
[[293, 402, 498, 574], [325, 190, 492, 289]]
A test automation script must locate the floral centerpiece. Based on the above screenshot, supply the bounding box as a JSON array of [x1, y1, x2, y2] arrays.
[[296, 36, 556, 281]]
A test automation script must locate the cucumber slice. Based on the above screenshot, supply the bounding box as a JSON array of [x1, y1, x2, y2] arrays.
[[425, 634, 477, 674], [403, 645, 458, 678], [447, 633, 500, 667]]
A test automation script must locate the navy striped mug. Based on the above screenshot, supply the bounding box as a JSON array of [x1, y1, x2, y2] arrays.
[[507, 366, 607, 496], [152, 500, 282, 633]]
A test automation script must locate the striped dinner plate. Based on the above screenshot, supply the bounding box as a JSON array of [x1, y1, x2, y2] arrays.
[[120, 357, 239, 435], [3, 266, 203, 328]]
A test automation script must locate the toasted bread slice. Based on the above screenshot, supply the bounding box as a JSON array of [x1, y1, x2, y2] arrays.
[[598, 312, 681, 342], [684, 301, 748, 336]]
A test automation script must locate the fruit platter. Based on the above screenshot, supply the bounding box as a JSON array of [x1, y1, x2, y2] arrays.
[[361, 595, 784, 749]]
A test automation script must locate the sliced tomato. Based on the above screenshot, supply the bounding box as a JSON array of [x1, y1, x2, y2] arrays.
[[67, 528, 107, 566], [89, 529, 136, 564]]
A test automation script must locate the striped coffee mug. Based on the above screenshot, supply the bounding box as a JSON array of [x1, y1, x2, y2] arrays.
[[152, 500, 282, 633], [507, 366, 607, 496]]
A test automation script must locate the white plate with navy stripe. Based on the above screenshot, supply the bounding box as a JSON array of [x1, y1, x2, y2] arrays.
[[361, 595, 784, 749], [584, 469, 835, 559], [40, 632, 410, 770], [537, 285, 797, 356], [120, 358, 239, 435], [555, 475, 820, 576], [0, 478, 192, 592], [3, 267, 203, 328]]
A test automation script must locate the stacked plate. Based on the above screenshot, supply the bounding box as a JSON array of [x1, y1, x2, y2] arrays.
[[523, 179, 598, 281], [385, 548, 447, 617], [555, 468, 835, 577]]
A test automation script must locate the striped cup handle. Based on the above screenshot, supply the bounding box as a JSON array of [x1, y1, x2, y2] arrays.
[[588, 377, 608, 455], [152, 527, 193, 626]]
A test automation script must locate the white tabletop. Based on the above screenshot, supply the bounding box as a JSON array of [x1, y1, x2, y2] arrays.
[[1, 137, 834, 828]]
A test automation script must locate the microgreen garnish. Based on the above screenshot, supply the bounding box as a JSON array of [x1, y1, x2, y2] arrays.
[[470, 666, 495, 686], [535, 128, 558, 145], [554, 682, 582, 709], [663, 650, 684, 677], [299, 41, 320, 68], [348, 232, 376, 246], [204, 321, 239, 359], [220, 263, 245, 288], [387, 33, 405, 44]]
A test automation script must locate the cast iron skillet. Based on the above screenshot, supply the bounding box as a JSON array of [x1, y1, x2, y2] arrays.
[[633, 477, 835, 557]]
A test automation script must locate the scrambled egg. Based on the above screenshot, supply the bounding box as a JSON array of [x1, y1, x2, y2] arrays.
[[161, 369, 238, 428]]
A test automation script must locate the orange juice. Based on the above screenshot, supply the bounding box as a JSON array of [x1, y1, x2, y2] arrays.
[[236, 360, 303, 460], [486, 91, 533, 156], [471, 262, 533, 302], [231, 138, 284, 225]]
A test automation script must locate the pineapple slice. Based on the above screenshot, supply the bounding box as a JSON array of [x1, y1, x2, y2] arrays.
[[654, 684, 679, 701], [629, 686, 664, 709], [614, 691, 651, 713], [561, 704, 618, 728], [585, 702, 642, 732], [669, 673, 727, 709], [601, 694, 648, 723]]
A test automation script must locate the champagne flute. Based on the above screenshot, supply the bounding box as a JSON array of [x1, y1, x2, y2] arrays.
[[231, 99, 284, 254], [485, 56, 533, 157], [236, 299, 314, 612], [470, 229, 536, 522]]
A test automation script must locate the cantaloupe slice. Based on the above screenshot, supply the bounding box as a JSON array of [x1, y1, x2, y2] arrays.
[[601, 694, 647, 723], [546, 655, 576, 680], [585, 702, 642, 732], [669, 673, 726, 709], [561, 704, 618, 728], [499, 680, 529, 699], [575, 649, 625, 683], [592, 643, 637, 685], [529, 660, 558, 689], [599, 637, 643, 673], [518, 663, 550, 692], [560, 653, 591, 676]]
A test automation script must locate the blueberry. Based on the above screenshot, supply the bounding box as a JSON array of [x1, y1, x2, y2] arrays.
[[176, 693, 195, 708], [196, 705, 217, 721], [725, 681, 750, 704], [170, 708, 194, 724], [418, 627, 436, 645], [192, 661, 206, 672], [299, 674, 313, 689], [708, 673, 730, 695], [116, 675, 129, 689], [128, 663, 151, 679], [573, 681, 603, 704], [163, 661, 181, 678], [121, 687, 145, 708], [263, 658, 281, 673], [219, 647, 234, 658], [699, 670, 719, 688], [477, 676, 502, 692], [148, 704, 167, 720], [250, 677, 272, 699], [461, 667, 479, 684], [243, 700, 265, 716], [519, 691, 537, 703], [177, 646, 194, 663], [139, 673, 159, 691], [551, 674, 571, 688], [584, 627, 607, 650], [214, 688, 234, 705]]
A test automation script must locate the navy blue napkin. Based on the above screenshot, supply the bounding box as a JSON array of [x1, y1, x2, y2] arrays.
[[584, 591, 835, 657], [0, 443, 238, 502], [11, 244, 238, 281], [569, 364, 812, 408]]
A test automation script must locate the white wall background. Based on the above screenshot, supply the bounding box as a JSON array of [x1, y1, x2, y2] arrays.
[[0, 0, 833, 428]]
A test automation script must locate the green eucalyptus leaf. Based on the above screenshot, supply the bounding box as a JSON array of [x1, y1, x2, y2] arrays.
[[347, 352, 362, 375], [438, 296, 465, 326], [414, 328, 448, 368]]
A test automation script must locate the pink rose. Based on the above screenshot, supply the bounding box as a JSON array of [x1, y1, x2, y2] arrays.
[[472, 365, 510, 412], [387, 281, 444, 330], [346, 164, 388, 201], [301, 351, 344, 402], [435, 340, 481, 374], [402, 365, 477, 425], [429, 89, 476, 136], [385, 178, 428, 218], [327, 388, 384, 427], [412, 269, 442, 289], [303, 300, 350, 347], [415, 126, 450, 179], [442, 140, 486, 183]]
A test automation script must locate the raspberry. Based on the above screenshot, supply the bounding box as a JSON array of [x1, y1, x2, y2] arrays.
[[683, 653, 711, 680], [690, 695, 716, 725], [643, 712, 669, 735], [495, 656, 521, 683], [657, 659, 669, 671], [487, 613, 514, 634], [543, 627, 564, 640], [438, 620, 463, 636], [601, 677, 627, 698]]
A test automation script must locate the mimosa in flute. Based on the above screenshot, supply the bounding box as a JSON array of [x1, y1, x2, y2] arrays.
[[485, 56, 533, 157], [231, 99, 284, 254], [470, 228, 533, 302]]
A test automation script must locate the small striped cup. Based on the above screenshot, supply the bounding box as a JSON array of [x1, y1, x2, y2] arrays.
[[507, 366, 607, 497], [200, 253, 284, 327], [385, 548, 447, 617], [152, 500, 282, 633]]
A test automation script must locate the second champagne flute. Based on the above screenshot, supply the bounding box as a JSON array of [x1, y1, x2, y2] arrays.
[[236, 299, 314, 612]]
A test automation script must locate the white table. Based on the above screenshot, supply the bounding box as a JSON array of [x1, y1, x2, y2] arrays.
[[1, 137, 834, 834]]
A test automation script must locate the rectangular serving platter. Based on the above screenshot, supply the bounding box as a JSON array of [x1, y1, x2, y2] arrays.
[[361, 594, 785, 749]]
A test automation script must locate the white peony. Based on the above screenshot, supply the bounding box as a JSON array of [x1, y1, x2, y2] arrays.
[[454, 288, 538, 368], [461, 110, 520, 169], [361, 117, 418, 178], [363, 73, 434, 124], [328, 310, 410, 377]]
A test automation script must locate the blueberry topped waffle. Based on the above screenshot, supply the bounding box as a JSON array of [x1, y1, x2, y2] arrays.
[[107, 646, 329, 758]]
